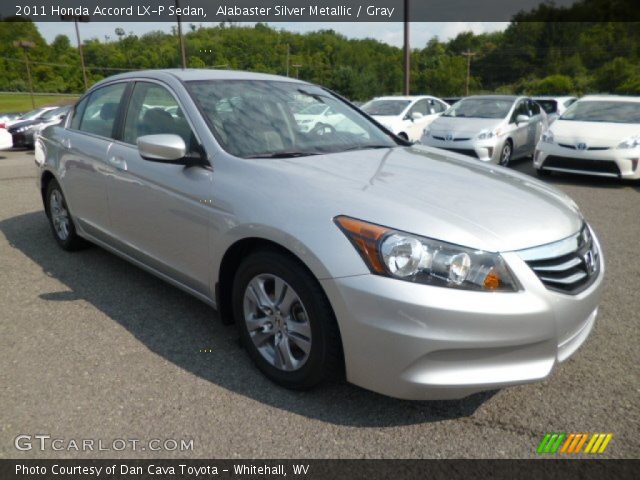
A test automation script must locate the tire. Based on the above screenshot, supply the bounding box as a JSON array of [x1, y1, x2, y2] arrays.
[[498, 140, 513, 167], [232, 249, 343, 389], [397, 132, 409, 141], [45, 179, 87, 251]]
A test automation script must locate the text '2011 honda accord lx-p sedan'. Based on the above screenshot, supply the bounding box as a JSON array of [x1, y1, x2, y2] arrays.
[[35, 69, 603, 400]]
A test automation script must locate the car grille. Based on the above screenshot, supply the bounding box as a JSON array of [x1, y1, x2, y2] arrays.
[[441, 148, 477, 158], [557, 144, 610, 151], [432, 136, 471, 141], [543, 155, 620, 176], [517, 225, 600, 295]]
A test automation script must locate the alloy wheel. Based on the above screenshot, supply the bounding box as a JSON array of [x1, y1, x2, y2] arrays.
[[243, 274, 312, 371], [50, 189, 70, 241]]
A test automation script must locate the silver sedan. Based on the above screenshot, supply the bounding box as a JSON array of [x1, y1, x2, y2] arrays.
[[422, 95, 548, 166], [35, 70, 602, 400]]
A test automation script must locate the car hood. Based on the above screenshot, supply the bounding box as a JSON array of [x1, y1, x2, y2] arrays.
[[551, 120, 640, 147], [8, 119, 40, 132], [256, 146, 582, 252], [429, 116, 504, 137]]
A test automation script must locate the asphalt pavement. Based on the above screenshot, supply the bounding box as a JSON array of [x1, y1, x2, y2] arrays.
[[0, 148, 638, 459]]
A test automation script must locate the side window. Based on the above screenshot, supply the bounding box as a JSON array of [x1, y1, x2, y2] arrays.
[[429, 100, 447, 114], [69, 96, 89, 130], [564, 98, 577, 108], [529, 101, 541, 116], [77, 83, 126, 138], [123, 82, 195, 149], [510, 101, 528, 123], [409, 99, 429, 117]]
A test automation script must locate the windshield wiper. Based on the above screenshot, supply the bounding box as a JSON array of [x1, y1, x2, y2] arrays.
[[245, 151, 321, 159], [341, 144, 394, 152]]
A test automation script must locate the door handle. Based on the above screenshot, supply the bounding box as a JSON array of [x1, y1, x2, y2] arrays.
[[108, 156, 127, 171]]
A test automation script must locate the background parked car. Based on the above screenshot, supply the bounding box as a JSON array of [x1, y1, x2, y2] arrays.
[[533, 96, 578, 124], [0, 125, 12, 150], [442, 97, 463, 106], [361, 95, 449, 142], [294, 103, 345, 133], [422, 95, 548, 166], [8, 106, 69, 149], [0, 112, 24, 127], [534, 95, 640, 180]]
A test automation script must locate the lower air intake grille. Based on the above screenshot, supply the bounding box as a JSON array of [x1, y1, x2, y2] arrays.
[[543, 156, 620, 176], [442, 148, 477, 158], [518, 225, 600, 295]]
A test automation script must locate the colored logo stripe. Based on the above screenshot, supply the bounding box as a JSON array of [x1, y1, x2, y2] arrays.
[[538, 433, 612, 454]]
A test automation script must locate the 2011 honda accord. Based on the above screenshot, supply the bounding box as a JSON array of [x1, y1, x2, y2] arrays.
[[35, 70, 603, 400]]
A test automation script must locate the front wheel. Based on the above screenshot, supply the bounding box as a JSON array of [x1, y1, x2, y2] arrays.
[[232, 249, 342, 389], [498, 140, 513, 167], [45, 179, 87, 251]]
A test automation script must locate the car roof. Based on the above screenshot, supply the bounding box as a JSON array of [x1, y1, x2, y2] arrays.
[[372, 96, 439, 101], [92, 68, 308, 89], [578, 95, 640, 103], [463, 95, 521, 101]]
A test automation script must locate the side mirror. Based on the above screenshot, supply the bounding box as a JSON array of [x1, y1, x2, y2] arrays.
[[410, 111, 424, 121], [137, 134, 186, 161], [516, 114, 530, 125]]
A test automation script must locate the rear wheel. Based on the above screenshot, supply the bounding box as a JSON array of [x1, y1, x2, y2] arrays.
[[397, 132, 409, 141], [45, 179, 87, 251], [232, 249, 342, 389]]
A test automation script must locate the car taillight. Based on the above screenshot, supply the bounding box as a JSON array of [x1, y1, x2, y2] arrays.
[[0, 123, 5, 129]]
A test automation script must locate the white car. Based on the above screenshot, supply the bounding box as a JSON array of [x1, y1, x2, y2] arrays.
[[0, 126, 11, 150], [361, 96, 449, 142], [535, 95, 640, 180], [294, 104, 344, 133], [533, 96, 578, 124]]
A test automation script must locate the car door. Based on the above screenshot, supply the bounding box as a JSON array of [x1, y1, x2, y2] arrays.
[[405, 99, 431, 141], [527, 100, 544, 154], [106, 80, 213, 296], [60, 82, 128, 241], [508, 100, 530, 157]]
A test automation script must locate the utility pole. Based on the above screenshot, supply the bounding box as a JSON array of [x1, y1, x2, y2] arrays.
[[462, 50, 476, 96], [175, 0, 187, 68], [14, 41, 36, 109], [292, 64, 302, 79], [403, 0, 410, 95], [286, 44, 290, 77], [61, 14, 90, 91]]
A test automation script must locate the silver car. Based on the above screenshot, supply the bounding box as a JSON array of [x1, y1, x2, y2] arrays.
[[35, 70, 602, 400], [422, 95, 548, 166]]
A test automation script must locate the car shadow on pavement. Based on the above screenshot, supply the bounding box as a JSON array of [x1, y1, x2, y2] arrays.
[[0, 211, 495, 427]]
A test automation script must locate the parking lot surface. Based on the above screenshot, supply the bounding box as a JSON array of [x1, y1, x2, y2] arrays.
[[0, 148, 638, 459]]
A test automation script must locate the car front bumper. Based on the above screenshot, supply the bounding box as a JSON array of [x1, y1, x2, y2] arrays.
[[535, 142, 640, 179], [321, 243, 604, 400], [11, 131, 35, 148], [422, 135, 507, 163]]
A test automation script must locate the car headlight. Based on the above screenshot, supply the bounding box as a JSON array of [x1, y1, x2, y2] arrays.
[[335, 216, 519, 291], [541, 130, 554, 144], [477, 130, 494, 140], [617, 136, 640, 149]]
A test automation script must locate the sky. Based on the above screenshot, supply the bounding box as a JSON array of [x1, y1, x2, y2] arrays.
[[35, 22, 509, 48]]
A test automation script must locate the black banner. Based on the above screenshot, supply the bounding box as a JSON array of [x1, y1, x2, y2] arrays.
[[1, 459, 639, 480], [2, 0, 639, 22]]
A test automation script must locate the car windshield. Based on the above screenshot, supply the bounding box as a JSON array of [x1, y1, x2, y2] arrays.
[[560, 101, 640, 123], [298, 104, 327, 115], [361, 99, 411, 116], [442, 98, 514, 119], [536, 100, 558, 114], [41, 106, 68, 120], [187, 80, 397, 158], [20, 108, 46, 121]]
